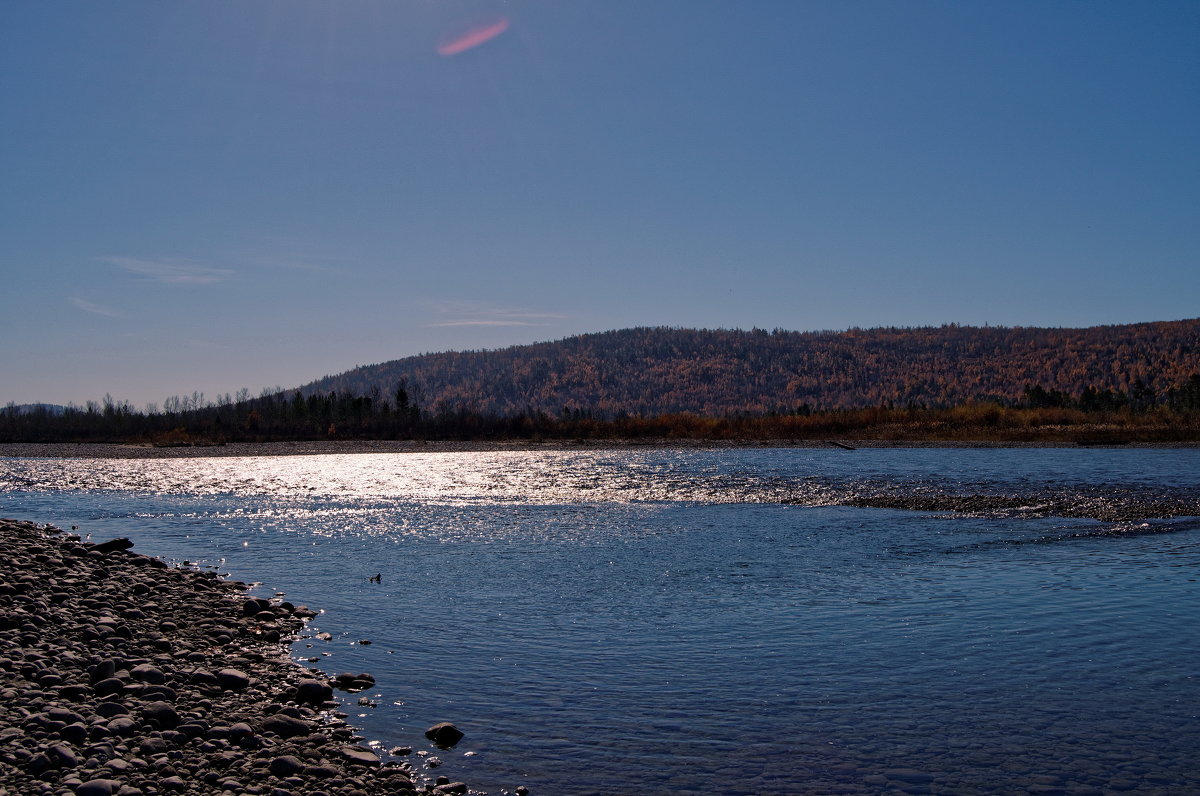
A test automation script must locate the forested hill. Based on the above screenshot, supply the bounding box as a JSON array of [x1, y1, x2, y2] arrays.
[[301, 320, 1200, 415]]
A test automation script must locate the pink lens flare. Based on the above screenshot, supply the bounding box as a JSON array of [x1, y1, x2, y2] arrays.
[[437, 17, 510, 56]]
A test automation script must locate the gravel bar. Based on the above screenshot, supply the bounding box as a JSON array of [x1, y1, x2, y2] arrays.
[[0, 518, 466, 796]]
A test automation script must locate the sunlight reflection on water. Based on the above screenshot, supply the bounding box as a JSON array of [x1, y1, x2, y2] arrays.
[[5, 448, 1199, 510]]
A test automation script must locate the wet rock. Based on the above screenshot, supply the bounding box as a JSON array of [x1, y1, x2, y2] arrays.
[[342, 745, 380, 766], [91, 538, 134, 554], [242, 597, 271, 616], [295, 678, 333, 705], [425, 722, 464, 748], [331, 672, 375, 692]]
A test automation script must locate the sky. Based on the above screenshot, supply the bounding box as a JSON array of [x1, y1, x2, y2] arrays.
[[2, 1, 1197, 409]]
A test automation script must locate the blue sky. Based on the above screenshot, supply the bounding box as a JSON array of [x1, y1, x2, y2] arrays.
[[2, 1, 1197, 408]]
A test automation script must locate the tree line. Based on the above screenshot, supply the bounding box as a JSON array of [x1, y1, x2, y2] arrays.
[[3, 375, 1199, 445]]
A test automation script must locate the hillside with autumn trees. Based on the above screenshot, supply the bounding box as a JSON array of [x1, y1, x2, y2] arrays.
[[5, 319, 1200, 444], [303, 319, 1200, 415]]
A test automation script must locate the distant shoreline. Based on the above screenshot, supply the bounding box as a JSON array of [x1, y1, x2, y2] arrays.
[[2, 439, 1198, 459]]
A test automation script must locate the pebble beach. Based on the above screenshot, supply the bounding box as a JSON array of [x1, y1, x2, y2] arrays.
[[0, 518, 468, 796]]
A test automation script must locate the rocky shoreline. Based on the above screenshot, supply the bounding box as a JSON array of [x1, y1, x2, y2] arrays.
[[0, 518, 472, 796]]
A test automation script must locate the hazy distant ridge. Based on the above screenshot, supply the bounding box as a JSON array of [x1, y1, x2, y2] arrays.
[[300, 320, 1200, 415]]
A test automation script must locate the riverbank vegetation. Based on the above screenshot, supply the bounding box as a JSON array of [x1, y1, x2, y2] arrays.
[[4, 378, 1200, 445]]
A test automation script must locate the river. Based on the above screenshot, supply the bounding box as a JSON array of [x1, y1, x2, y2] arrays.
[[2, 447, 1197, 794]]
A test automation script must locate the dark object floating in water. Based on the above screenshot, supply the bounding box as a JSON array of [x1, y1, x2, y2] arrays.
[[90, 537, 135, 554], [425, 721, 464, 748], [368, 572, 382, 583], [825, 440, 856, 450], [332, 672, 376, 692]]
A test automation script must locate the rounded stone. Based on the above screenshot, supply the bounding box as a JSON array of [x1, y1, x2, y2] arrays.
[[106, 716, 138, 736], [49, 743, 81, 767], [141, 700, 180, 729], [76, 780, 120, 796], [341, 745, 380, 766], [48, 707, 84, 724], [227, 721, 254, 740], [92, 677, 125, 696], [129, 664, 166, 684], [262, 714, 311, 739], [269, 755, 305, 777], [61, 722, 89, 744], [424, 722, 464, 748], [295, 679, 333, 705], [216, 668, 250, 690]]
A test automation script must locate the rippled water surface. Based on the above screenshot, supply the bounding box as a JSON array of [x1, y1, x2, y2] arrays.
[[2, 448, 1198, 794]]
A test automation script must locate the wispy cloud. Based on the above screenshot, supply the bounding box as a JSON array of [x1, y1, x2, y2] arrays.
[[69, 296, 123, 318], [102, 256, 234, 285], [425, 302, 567, 328]]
